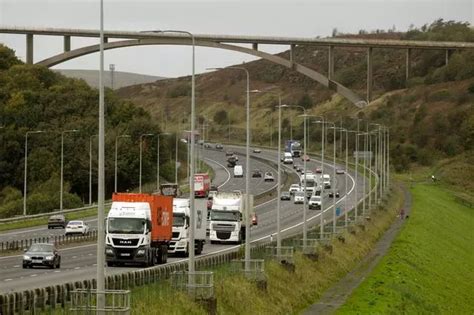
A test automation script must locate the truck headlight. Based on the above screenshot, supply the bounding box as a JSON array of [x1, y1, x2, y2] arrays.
[[136, 249, 145, 256], [105, 248, 114, 255], [23, 255, 31, 260], [45, 255, 54, 260]]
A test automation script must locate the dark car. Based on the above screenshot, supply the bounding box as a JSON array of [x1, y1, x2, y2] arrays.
[[210, 184, 218, 192], [252, 169, 262, 178], [23, 243, 61, 269], [280, 191, 291, 200], [48, 214, 66, 229], [227, 156, 237, 167], [225, 150, 234, 156], [328, 190, 340, 198]]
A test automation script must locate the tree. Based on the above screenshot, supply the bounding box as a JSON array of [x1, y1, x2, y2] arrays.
[[213, 110, 228, 125]]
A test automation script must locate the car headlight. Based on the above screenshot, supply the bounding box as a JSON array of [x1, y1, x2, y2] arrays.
[[45, 255, 54, 260], [23, 255, 31, 260]]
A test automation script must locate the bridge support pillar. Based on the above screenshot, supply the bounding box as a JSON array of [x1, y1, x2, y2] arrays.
[[64, 35, 71, 52], [445, 49, 452, 66], [290, 44, 296, 69], [366, 47, 373, 103], [26, 34, 34, 64], [405, 48, 412, 83], [252, 43, 258, 51], [328, 45, 335, 80]]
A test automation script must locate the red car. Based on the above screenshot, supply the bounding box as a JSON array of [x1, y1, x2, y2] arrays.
[[315, 168, 322, 174], [301, 155, 310, 161], [252, 213, 258, 226]]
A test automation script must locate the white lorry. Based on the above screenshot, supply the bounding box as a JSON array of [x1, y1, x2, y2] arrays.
[[300, 173, 318, 197], [209, 191, 246, 244], [169, 198, 207, 256]]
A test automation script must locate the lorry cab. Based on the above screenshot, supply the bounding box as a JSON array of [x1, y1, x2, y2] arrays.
[[209, 191, 244, 244], [234, 165, 244, 177]]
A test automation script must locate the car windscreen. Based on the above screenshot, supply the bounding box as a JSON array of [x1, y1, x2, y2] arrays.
[[68, 221, 83, 225], [107, 218, 145, 234], [28, 244, 54, 252], [295, 192, 305, 197]]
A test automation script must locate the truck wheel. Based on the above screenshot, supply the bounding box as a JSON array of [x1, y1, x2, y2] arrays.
[[107, 261, 114, 267]]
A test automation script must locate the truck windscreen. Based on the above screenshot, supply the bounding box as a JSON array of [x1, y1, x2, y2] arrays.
[[108, 218, 145, 234], [173, 214, 186, 227], [211, 210, 240, 222]]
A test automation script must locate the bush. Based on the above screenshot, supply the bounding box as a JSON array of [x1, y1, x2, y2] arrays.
[[298, 94, 313, 109], [428, 89, 451, 101], [468, 83, 474, 94], [213, 110, 228, 125], [167, 84, 190, 98]]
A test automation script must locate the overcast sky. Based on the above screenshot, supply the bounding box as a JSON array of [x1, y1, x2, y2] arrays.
[[0, 0, 472, 77]]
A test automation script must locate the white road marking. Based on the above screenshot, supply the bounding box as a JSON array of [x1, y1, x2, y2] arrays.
[[74, 267, 80, 270], [4, 279, 12, 281], [54, 270, 61, 273], [13, 265, 20, 268], [30, 274, 37, 277]]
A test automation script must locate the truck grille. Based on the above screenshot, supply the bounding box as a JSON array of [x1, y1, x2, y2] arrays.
[[212, 223, 235, 232], [216, 231, 231, 240], [112, 238, 139, 246]]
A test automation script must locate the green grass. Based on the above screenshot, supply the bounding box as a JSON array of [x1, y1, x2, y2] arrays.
[[337, 183, 474, 314], [0, 208, 99, 232]]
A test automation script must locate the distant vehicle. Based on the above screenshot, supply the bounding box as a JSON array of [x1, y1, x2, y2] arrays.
[[252, 169, 262, 178], [293, 163, 301, 170], [328, 190, 340, 198], [215, 143, 223, 150], [227, 156, 237, 168], [48, 214, 66, 229], [252, 213, 258, 225], [282, 152, 293, 164], [280, 191, 291, 200], [225, 151, 234, 156], [336, 169, 345, 175], [210, 184, 219, 193], [315, 168, 322, 174], [289, 184, 301, 195], [232, 154, 239, 161], [23, 243, 61, 269], [301, 154, 310, 162], [65, 220, 90, 236], [234, 165, 244, 177], [204, 143, 212, 148], [253, 148, 261, 153], [160, 183, 181, 197], [180, 138, 188, 144], [294, 191, 305, 204], [295, 165, 302, 173], [322, 174, 331, 189], [198, 140, 205, 145], [264, 172, 275, 182], [285, 140, 302, 157], [194, 173, 211, 198], [309, 196, 322, 210]]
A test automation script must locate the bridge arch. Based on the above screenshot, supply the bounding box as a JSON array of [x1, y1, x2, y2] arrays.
[[37, 38, 366, 106]]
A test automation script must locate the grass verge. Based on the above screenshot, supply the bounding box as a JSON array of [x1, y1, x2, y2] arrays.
[[116, 184, 403, 314], [337, 182, 474, 314]]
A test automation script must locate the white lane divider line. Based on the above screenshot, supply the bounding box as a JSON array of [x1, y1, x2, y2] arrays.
[[4, 278, 13, 281], [30, 274, 37, 277], [72, 256, 77, 259], [74, 267, 80, 270], [13, 265, 20, 268], [54, 270, 61, 273]]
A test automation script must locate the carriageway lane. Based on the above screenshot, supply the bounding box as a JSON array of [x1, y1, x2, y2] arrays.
[[0, 146, 367, 293], [0, 148, 275, 243]]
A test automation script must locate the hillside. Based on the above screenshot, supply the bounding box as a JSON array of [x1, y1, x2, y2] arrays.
[[55, 69, 165, 89], [117, 20, 474, 183], [0, 45, 178, 218]]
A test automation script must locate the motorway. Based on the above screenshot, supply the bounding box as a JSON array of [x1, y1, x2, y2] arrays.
[[0, 144, 367, 293]]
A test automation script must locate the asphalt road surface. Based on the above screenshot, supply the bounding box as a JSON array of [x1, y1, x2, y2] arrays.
[[0, 144, 367, 293]]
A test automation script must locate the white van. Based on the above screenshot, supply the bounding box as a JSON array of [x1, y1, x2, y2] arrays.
[[234, 165, 243, 177], [283, 152, 293, 164]]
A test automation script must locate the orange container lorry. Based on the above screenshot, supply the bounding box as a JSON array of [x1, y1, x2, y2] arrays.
[[105, 193, 173, 267]]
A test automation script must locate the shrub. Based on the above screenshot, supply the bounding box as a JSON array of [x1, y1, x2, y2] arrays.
[[468, 83, 474, 94], [213, 110, 228, 125], [167, 84, 190, 98], [428, 89, 451, 101]]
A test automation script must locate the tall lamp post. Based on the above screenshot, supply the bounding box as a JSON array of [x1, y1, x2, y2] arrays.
[[208, 66, 252, 269], [139, 133, 154, 193], [23, 130, 45, 216], [143, 29, 196, 275], [345, 130, 358, 226], [326, 123, 337, 233], [156, 132, 171, 190], [60, 129, 79, 212], [89, 134, 98, 205], [114, 134, 130, 193], [312, 118, 326, 240]]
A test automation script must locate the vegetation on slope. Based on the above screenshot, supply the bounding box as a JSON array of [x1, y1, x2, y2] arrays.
[[338, 182, 474, 314], [117, 20, 474, 176], [0, 45, 181, 218]]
